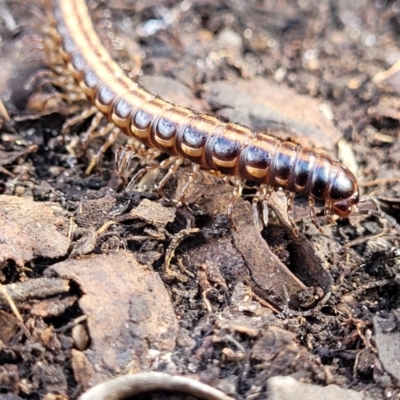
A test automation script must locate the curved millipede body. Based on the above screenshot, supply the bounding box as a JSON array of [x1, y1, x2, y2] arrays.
[[8, 26, 69, 114], [51, 0, 360, 234]]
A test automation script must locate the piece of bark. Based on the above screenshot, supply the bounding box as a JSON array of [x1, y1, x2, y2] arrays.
[[0, 196, 70, 268], [29, 296, 77, 318], [191, 182, 307, 303], [116, 198, 176, 230], [47, 252, 179, 386], [0, 310, 19, 343], [0, 278, 70, 307]]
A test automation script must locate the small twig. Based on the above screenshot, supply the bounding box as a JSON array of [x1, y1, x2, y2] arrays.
[[356, 198, 400, 233], [68, 218, 76, 240], [291, 291, 332, 317], [164, 228, 200, 276], [0, 278, 70, 306], [219, 334, 247, 355], [0, 283, 31, 339], [243, 271, 331, 317], [246, 286, 280, 314], [202, 288, 213, 312], [359, 177, 400, 187], [79, 372, 234, 400], [352, 278, 395, 297], [54, 315, 89, 333], [96, 220, 117, 235], [345, 229, 388, 248]]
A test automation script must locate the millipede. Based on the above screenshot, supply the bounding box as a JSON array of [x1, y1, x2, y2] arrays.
[[7, 25, 68, 116], [49, 0, 360, 236]]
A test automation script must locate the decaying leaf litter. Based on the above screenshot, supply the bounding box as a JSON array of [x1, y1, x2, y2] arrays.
[[0, 0, 400, 398]]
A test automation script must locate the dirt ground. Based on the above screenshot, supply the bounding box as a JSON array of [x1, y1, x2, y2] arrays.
[[0, 0, 400, 399]]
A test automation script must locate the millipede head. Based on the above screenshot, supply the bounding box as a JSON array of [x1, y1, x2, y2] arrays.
[[328, 166, 360, 218]]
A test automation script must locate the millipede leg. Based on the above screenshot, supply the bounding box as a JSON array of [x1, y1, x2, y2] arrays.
[[324, 200, 336, 225], [262, 186, 274, 227], [156, 157, 184, 195], [60, 86, 87, 103], [117, 146, 133, 169], [61, 105, 97, 137], [48, 71, 87, 103], [81, 121, 115, 175], [142, 146, 162, 162], [53, 74, 74, 88], [44, 24, 61, 42], [127, 164, 159, 191], [286, 191, 299, 236], [84, 122, 115, 173], [126, 156, 177, 192], [179, 163, 200, 205], [227, 178, 243, 227], [116, 145, 138, 184], [116, 143, 162, 184], [85, 127, 121, 175], [80, 112, 105, 148], [252, 184, 271, 229], [252, 185, 264, 229], [96, 126, 120, 156], [308, 195, 322, 232]]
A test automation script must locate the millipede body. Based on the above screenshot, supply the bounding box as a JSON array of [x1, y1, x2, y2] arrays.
[[51, 0, 360, 233]]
